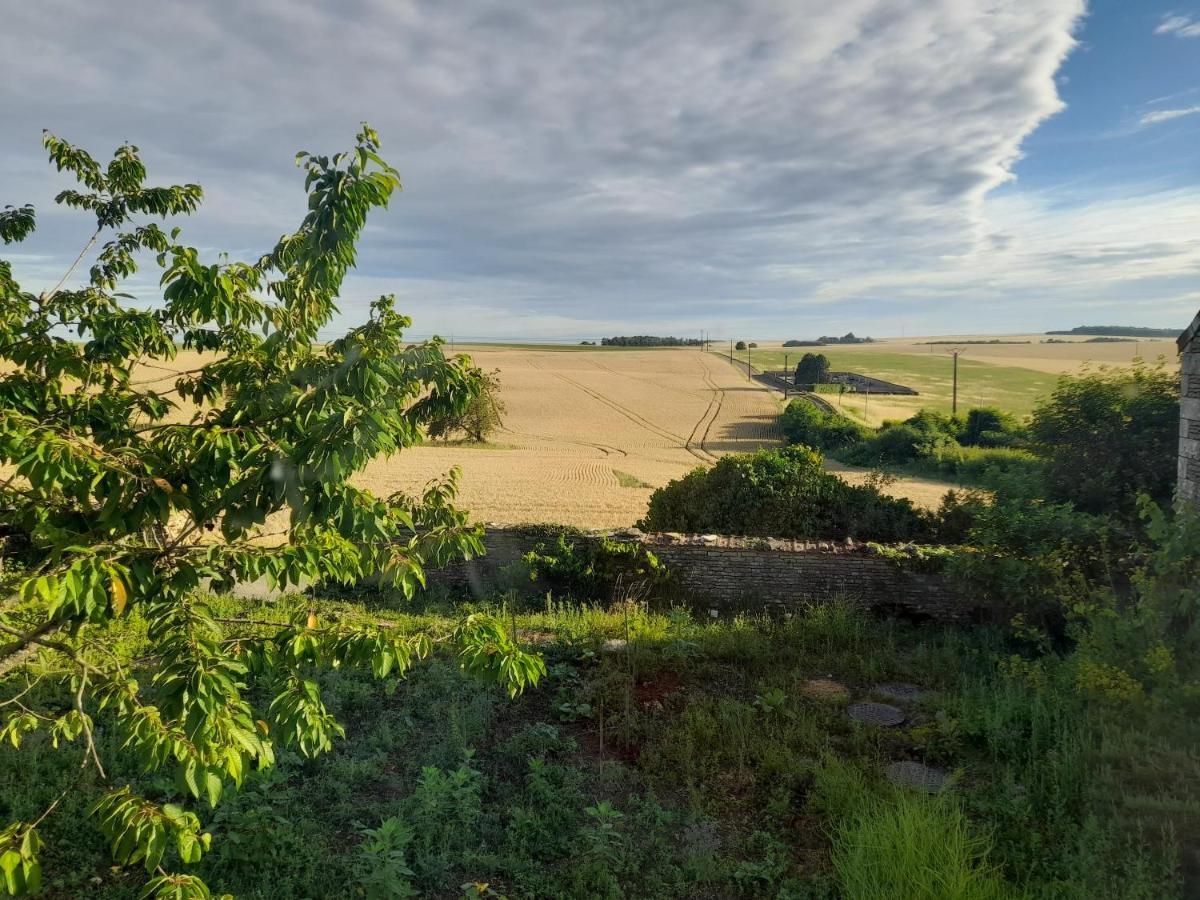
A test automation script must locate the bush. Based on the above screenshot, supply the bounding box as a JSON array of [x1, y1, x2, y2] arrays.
[[919, 445, 1043, 483], [639, 446, 932, 541], [962, 407, 1024, 447], [779, 398, 870, 451], [1030, 361, 1177, 517], [734, 340, 747, 351]]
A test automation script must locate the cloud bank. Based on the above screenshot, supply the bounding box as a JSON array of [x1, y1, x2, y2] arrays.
[[2, 0, 1196, 338]]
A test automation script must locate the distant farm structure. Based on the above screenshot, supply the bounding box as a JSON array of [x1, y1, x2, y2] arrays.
[[763, 369, 918, 396]]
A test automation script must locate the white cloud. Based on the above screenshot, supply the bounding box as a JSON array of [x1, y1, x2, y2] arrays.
[[1140, 105, 1200, 126], [4, 0, 1193, 338], [1156, 14, 1200, 38]]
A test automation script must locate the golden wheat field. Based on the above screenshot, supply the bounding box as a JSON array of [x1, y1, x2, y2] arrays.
[[130, 345, 954, 531], [358, 346, 785, 528], [366, 346, 968, 525]]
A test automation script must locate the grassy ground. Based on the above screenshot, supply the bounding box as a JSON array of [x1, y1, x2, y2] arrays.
[[733, 348, 1059, 425], [2, 590, 1190, 899]]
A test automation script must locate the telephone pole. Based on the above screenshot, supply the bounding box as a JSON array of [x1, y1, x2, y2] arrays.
[[948, 348, 965, 416]]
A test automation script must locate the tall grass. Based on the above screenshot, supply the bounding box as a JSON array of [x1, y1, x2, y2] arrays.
[[832, 792, 1011, 900]]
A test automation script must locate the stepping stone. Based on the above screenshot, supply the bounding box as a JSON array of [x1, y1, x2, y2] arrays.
[[886, 760, 949, 793], [873, 682, 924, 703], [847, 701, 905, 727], [801, 678, 849, 702]]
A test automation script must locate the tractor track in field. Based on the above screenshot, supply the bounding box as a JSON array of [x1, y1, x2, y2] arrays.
[[686, 357, 724, 463], [498, 426, 629, 459], [529, 359, 714, 465]]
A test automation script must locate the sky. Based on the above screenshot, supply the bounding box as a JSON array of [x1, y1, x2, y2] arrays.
[[2, 0, 1198, 342]]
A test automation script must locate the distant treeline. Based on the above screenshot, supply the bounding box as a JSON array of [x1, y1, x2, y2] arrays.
[[1044, 337, 1136, 344], [924, 340, 1030, 345], [1046, 326, 1178, 338], [593, 336, 704, 346], [783, 333, 874, 347]]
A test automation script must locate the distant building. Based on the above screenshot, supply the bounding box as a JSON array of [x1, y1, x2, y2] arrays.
[[1179, 310, 1200, 506]]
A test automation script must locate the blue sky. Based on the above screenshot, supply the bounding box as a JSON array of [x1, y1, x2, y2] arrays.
[[1017, 1, 1200, 192], [1, 1, 1198, 341]]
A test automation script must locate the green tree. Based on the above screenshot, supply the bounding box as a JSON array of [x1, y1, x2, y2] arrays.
[[734, 341, 747, 351], [1029, 361, 1178, 517], [793, 352, 830, 387], [0, 128, 543, 897], [428, 368, 506, 443]]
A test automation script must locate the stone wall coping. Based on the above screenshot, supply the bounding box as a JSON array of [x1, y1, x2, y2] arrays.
[[477, 523, 927, 556]]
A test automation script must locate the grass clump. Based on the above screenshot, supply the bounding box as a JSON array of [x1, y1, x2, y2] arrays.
[[832, 792, 1009, 900], [613, 469, 652, 489]]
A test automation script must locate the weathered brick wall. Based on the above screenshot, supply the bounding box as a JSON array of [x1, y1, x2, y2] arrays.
[[426, 525, 984, 624], [1181, 345, 1200, 505]]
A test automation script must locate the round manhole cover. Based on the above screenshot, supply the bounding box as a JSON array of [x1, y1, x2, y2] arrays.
[[847, 702, 905, 727], [801, 678, 849, 701], [886, 761, 949, 793], [874, 682, 924, 703]]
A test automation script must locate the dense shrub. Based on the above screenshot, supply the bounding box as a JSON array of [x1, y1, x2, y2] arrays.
[[1030, 361, 1178, 516], [639, 446, 931, 541], [962, 406, 1025, 447], [781, 401, 1038, 485], [918, 445, 1043, 482], [793, 352, 830, 387], [779, 398, 870, 450]]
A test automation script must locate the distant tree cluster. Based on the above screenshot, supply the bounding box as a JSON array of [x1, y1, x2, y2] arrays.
[[1046, 326, 1178, 338], [782, 339, 824, 347], [599, 335, 703, 347], [817, 332, 874, 344], [735, 340, 747, 351]]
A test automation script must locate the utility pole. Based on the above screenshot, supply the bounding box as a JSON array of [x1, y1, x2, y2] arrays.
[[747, 344, 752, 377], [729, 339, 733, 363], [948, 348, 965, 416]]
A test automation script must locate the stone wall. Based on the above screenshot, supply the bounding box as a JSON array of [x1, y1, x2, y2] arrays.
[[1180, 340, 1200, 506], [425, 525, 986, 624]]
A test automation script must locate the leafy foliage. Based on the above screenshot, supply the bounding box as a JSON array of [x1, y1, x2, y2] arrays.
[[639, 446, 932, 541], [428, 368, 507, 443], [1029, 360, 1178, 516], [780, 398, 1036, 484], [780, 398, 870, 450], [521, 531, 672, 602], [0, 128, 541, 896], [792, 352, 830, 387]]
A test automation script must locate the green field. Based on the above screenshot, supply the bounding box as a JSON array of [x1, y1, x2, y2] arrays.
[[730, 348, 1060, 423]]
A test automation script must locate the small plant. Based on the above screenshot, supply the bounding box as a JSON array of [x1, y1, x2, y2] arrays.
[[753, 687, 788, 717], [581, 801, 629, 870], [460, 882, 507, 899], [356, 817, 418, 899]]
